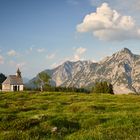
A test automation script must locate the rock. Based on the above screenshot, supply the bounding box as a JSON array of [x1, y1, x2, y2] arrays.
[[27, 48, 140, 94], [51, 127, 58, 133]]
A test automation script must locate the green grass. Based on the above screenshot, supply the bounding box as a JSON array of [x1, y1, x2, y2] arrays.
[[0, 91, 140, 140]]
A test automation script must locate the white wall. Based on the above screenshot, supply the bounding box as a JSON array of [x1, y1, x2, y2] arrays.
[[20, 85, 24, 91], [2, 84, 11, 91], [2, 84, 24, 91], [11, 85, 14, 91]]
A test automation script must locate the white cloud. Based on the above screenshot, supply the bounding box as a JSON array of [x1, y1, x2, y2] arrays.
[[74, 47, 87, 61], [7, 50, 17, 56], [77, 3, 140, 41], [75, 47, 87, 54], [50, 47, 87, 68], [0, 55, 4, 64], [37, 48, 45, 53], [46, 53, 56, 60]]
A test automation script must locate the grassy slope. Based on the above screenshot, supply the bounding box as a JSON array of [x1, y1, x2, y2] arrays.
[[0, 92, 140, 140]]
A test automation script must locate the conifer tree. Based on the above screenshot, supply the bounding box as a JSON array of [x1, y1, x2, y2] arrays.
[[92, 81, 114, 94], [0, 73, 6, 89]]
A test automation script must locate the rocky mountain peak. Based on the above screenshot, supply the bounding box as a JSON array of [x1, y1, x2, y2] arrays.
[[120, 48, 132, 55], [113, 48, 133, 57], [99, 48, 134, 65], [28, 48, 140, 94], [107, 48, 134, 64]]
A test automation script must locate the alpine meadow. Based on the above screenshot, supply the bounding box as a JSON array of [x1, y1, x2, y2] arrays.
[[0, 92, 140, 140]]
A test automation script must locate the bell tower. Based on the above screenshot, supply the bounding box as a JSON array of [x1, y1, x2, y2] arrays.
[[16, 68, 21, 78]]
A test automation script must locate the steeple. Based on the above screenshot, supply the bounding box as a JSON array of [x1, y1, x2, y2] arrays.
[[16, 68, 21, 78]]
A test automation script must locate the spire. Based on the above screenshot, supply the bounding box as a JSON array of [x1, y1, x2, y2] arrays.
[[16, 68, 21, 78]]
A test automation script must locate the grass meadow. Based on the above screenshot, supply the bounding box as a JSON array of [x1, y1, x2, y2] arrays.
[[0, 91, 140, 140]]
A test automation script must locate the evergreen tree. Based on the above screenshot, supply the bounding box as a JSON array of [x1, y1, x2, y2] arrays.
[[92, 81, 114, 94], [108, 83, 114, 94], [0, 73, 6, 83], [34, 72, 50, 91], [103, 81, 109, 93], [0, 73, 7, 90]]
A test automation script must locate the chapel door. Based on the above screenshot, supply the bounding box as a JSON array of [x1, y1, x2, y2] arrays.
[[13, 86, 17, 91]]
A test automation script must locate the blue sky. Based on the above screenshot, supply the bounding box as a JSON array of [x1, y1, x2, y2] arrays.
[[0, 0, 140, 78]]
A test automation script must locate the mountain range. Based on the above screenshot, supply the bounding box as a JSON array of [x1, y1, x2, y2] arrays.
[[27, 48, 140, 94]]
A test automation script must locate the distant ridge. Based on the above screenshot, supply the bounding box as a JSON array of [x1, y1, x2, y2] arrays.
[[27, 48, 140, 94]]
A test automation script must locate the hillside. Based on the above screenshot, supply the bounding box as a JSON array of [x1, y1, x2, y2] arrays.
[[27, 48, 140, 94], [0, 92, 140, 139]]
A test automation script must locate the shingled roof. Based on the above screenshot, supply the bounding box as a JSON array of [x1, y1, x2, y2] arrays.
[[2, 75, 23, 85]]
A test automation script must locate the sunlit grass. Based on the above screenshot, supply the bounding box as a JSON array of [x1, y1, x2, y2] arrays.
[[0, 92, 140, 139]]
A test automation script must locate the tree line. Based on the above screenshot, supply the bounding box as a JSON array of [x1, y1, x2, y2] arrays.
[[25, 72, 114, 94], [25, 86, 90, 93]]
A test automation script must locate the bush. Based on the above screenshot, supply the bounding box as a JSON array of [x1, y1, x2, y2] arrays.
[[92, 81, 114, 94]]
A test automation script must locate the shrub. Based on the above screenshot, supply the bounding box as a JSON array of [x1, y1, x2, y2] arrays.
[[92, 81, 114, 94]]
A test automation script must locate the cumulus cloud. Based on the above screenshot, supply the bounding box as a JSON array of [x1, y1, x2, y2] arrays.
[[74, 47, 87, 61], [77, 3, 140, 41], [0, 55, 4, 64], [7, 50, 17, 56]]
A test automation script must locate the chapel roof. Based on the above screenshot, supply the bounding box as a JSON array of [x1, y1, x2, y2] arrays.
[[2, 75, 23, 85]]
